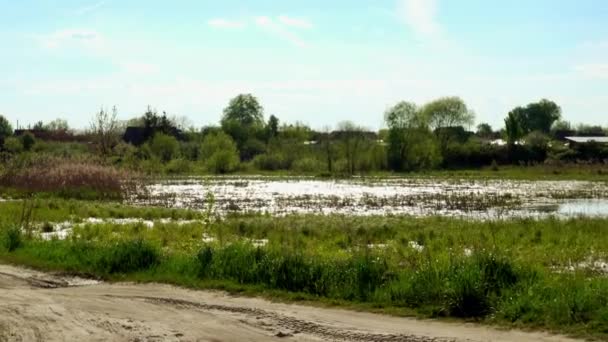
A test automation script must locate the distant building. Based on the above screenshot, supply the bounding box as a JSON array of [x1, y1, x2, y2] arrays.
[[564, 136, 608, 143], [565, 136, 608, 147]]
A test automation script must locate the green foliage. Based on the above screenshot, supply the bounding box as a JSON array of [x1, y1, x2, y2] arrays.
[[96, 239, 160, 274], [509, 99, 561, 134], [20, 132, 36, 151], [201, 132, 240, 174], [221, 94, 264, 127], [420, 97, 475, 131], [253, 153, 287, 171], [292, 157, 323, 173], [149, 133, 180, 163], [3, 137, 23, 154], [266, 114, 279, 140], [0, 115, 12, 141], [476, 123, 493, 138], [2, 226, 22, 252], [505, 111, 523, 146]]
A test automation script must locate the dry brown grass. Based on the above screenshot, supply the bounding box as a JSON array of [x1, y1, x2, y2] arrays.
[[0, 156, 143, 199]]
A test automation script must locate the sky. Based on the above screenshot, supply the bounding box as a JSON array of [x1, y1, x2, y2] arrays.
[[1, 0, 607, 131]]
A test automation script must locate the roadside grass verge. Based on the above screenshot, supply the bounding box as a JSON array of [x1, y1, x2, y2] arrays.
[[1, 211, 608, 339]]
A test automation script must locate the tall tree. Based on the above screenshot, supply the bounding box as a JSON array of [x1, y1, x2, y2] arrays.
[[420, 97, 475, 156], [510, 99, 561, 134], [337, 121, 365, 175], [266, 114, 279, 141], [221, 94, 264, 127], [384, 101, 420, 171], [221, 94, 266, 160], [319, 125, 335, 173], [419, 96, 475, 130], [504, 111, 523, 147]]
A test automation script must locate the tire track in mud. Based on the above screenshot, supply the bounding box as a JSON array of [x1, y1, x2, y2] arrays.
[[121, 296, 455, 342]]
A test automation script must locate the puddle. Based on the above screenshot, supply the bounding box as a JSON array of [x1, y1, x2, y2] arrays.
[[134, 177, 608, 219], [38, 218, 204, 240]]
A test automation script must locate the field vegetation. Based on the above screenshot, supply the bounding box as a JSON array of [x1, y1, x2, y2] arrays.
[[0, 196, 608, 339], [1, 95, 607, 179]]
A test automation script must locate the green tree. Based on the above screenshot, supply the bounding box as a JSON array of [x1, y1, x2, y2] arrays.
[[420, 96, 475, 131], [420, 97, 475, 156], [476, 123, 493, 138], [0, 115, 12, 142], [504, 111, 523, 147], [221, 94, 265, 160], [149, 133, 180, 163], [384, 101, 422, 171], [384, 101, 441, 171], [510, 99, 561, 134], [266, 114, 279, 141], [221, 94, 264, 127], [201, 131, 240, 174]]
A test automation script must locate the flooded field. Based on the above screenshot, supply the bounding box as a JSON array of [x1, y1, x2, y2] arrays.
[[136, 177, 608, 219]]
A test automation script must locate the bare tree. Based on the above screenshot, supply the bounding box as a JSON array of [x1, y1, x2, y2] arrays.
[[320, 125, 334, 173], [91, 106, 119, 156], [337, 121, 365, 176]]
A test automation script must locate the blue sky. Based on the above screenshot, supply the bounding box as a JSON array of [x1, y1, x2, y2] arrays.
[[1, 0, 607, 130]]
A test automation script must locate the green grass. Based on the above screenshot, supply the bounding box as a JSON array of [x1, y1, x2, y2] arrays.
[[1, 199, 608, 338]]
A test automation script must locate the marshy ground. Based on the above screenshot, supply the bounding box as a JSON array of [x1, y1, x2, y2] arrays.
[[1, 175, 608, 341]]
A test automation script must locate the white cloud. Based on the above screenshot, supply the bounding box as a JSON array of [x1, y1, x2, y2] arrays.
[[398, 0, 441, 40], [255, 16, 306, 47], [74, 1, 106, 15], [278, 15, 313, 29], [207, 18, 246, 29], [574, 64, 608, 79], [39, 29, 103, 50]]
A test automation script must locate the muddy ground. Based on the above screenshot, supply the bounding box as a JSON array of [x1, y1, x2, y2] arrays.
[[0, 264, 579, 342]]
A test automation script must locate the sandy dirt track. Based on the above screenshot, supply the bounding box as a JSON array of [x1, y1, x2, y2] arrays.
[[0, 264, 580, 342]]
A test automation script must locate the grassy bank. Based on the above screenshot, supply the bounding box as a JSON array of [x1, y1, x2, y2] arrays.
[[0, 199, 607, 339]]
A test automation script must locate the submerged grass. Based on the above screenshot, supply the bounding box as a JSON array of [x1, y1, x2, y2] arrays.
[[1, 199, 608, 338]]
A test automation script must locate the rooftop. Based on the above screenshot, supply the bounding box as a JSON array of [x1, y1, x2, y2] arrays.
[[564, 136, 608, 143]]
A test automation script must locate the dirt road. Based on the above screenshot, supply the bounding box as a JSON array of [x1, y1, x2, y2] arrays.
[[0, 264, 579, 342]]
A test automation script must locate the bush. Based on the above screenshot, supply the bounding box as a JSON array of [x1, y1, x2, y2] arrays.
[[20, 132, 36, 151], [3, 137, 23, 154], [149, 133, 180, 163], [253, 153, 286, 171], [201, 132, 240, 174], [2, 226, 22, 252], [165, 158, 191, 174], [292, 157, 322, 173], [96, 239, 160, 274]]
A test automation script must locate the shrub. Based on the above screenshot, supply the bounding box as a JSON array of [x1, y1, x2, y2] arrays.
[[165, 158, 191, 174], [2, 226, 22, 252], [96, 239, 160, 274], [201, 132, 240, 174], [253, 153, 286, 171], [3, 137, 23, 154], [20, 132, 36, 151], [292, 157, 322, 173], [149, 133, 180, 163]]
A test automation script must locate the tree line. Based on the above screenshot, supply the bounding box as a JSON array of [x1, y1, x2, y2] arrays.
[[0, 94, 607, 174]]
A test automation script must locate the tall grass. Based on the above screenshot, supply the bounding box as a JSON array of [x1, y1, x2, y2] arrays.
[[0, 156, 143, 199]]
